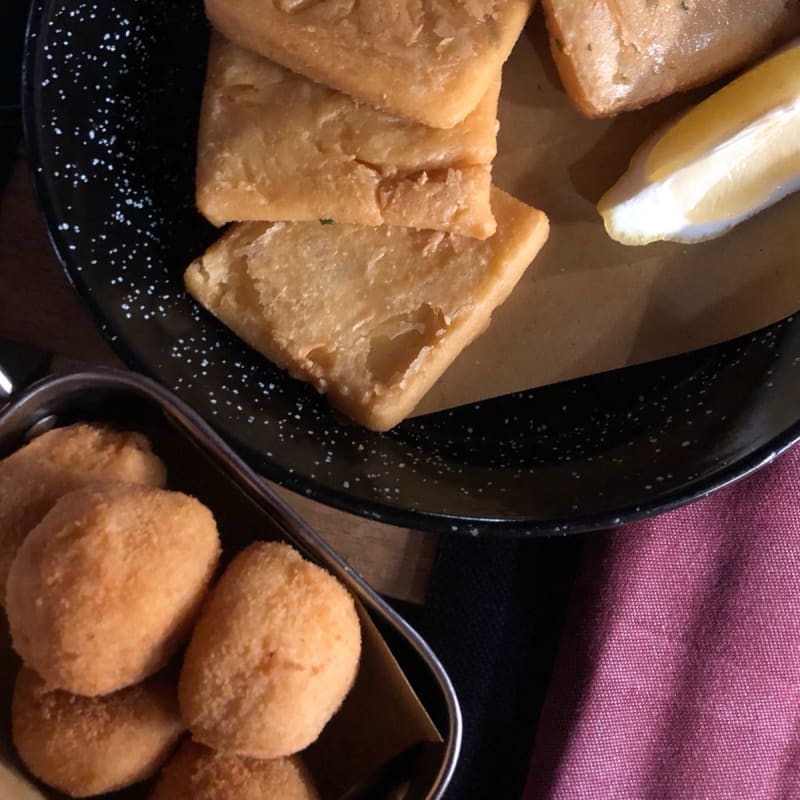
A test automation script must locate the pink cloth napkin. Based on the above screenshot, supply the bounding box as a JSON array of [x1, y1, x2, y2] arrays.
[[524, 443, 800, 800]]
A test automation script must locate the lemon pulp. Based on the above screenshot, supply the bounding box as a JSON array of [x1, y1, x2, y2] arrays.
[[646, 45, 800, 184], [687, 114, 800, 224]]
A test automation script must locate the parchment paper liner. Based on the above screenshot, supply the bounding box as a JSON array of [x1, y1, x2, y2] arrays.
[[416, 17, 800, 415]]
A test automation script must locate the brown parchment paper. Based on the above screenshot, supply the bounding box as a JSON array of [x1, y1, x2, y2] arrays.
[[415, 14, 800, 415], [306, 605, 440, 799]]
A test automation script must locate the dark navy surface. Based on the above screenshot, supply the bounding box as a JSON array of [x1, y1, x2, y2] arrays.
[[23, 0, 800, 534], [395, 534, 585, 799], [0, 0, 27, 195]]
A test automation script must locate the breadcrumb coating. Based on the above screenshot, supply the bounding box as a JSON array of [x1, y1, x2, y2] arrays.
[[0, 423, 166, 602], [179, 542, 361, 758], [6, 484, 220, 695], [12, 667, 183, 797], [149, 740, 319, 799]]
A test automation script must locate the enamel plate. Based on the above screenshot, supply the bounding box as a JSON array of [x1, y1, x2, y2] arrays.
[[23, 0, 800, 534]]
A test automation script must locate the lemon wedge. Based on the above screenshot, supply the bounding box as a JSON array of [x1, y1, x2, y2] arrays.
[[598, 40, 800, 246]]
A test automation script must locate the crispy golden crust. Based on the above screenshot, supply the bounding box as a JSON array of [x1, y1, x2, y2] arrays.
[[149, 740, 319, 800], [205, 0, 532, 129], [184, 187, 549, 430], [178, 542, 361, 759], [0, 423, 166, 603], [12, 668, 184, 797], [196, 34, 498, 238], [6, 484, 221, 696], [542, 0, 800, 117]]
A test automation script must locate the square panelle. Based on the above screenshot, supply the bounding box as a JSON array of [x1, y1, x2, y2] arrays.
[[205, 0, 532, 128], [185, 188, 549, 430], [197, 34, 500, 239], [542, 0, 800, 117]]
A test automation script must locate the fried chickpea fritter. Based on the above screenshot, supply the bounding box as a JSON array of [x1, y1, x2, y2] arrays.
[[0, 423, 166, 601], [13, 667, 184, 798], [149, 740, 319, 800], [6, 484, 221, 696], [179, 542, 361, 759]]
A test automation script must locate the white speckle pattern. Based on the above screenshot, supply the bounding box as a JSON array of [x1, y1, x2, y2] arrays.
[[27, 1, 800, 535]]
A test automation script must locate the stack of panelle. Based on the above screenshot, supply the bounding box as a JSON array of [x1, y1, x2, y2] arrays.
[[187, 0, 800, 430], [186, 0, 548, 431]]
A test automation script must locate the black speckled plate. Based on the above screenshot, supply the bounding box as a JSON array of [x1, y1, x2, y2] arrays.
[[22, 0, 800, 536]]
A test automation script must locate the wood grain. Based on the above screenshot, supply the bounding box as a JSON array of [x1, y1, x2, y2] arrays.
[[0, 158, 437, 603]]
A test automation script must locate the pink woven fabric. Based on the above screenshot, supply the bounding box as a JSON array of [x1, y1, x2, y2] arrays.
[[525, 444, 800, 800]]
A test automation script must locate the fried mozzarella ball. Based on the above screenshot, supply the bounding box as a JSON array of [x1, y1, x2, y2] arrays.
[[6, 484, 220, 695], [179, 542, 361, 758], [149, 740, 318, 800], [12, 667, 183, 797], [0, 423, 166, 601]]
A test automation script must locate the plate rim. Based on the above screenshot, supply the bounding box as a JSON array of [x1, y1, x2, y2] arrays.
[[21, 0, 800, 535]]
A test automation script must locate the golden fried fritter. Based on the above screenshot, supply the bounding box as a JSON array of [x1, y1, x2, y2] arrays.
[[149, 740, 319, 800], [13, 667, 184, 798], [6, 484, 220, 696], [542, 0, 800, 117], [0, 423, 166, 601], [179, 542, 361, 758]]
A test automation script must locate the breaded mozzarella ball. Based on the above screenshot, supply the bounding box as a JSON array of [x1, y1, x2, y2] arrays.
[[0, 423, 166, 602], [7, 484, 220, 695], [179, 542, 361, 758], [12, 667, 183, 797], [149, 740, 318, 800]]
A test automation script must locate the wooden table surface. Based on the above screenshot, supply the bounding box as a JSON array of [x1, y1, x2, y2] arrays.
[[0, 158, 438, 603]]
